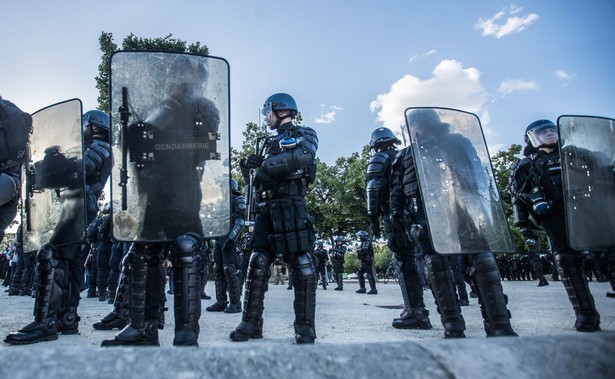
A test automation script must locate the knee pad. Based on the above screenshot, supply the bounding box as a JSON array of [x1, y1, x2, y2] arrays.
[[425, 253, 448, 273], [223, 264, 237, 278], [170, 234, 201, 267], [36, 244, 58, 272], [471, 252, 500, 280], [249, 251, 269, 271], [292, 253, 315, 279]]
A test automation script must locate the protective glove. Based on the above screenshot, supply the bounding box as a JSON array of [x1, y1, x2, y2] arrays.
[[244, 154, 264, 169]]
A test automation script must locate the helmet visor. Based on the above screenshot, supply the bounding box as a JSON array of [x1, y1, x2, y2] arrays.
[[527, 123, 558, 147]]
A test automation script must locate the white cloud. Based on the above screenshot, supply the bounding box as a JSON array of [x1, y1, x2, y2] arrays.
[[475, 6, 539, 38], [408, 49, 437, 64], [370, 59, 490, 130], [554, 69, 577, 86], [314, 105, 342, 124], [497, 78, 539, 96]]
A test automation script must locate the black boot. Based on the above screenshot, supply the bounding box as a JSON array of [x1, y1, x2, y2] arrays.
[[5, 245, 63, 345], [102, 245, 160, 346], [367, 274, 377, 294], [224, 265, 242, 314], [356, 275, 366, 293], [393, 259, 432, 329], [425, 253, 466, 338], [95, 254, 131, 331], [101, 320, 159, 346], [206, 271, 228, 312], [292, 253, 317, 344], [230, 252, 267, 341], [471, 253, 518, 337], [556, 252, 601, 332], [170, 234, 202, 347]]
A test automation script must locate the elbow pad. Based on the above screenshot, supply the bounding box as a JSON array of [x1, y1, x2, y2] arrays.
[[84, 141, 111, 176]]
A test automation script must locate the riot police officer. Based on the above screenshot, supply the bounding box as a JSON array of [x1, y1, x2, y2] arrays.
[[367, 126, 431, 328], [391, 109, 516, 338], [313, 240, 329, 290], [329, 237, 346, 291], [355, 231, 377, 295], [102, 54, 220, 347], [5, 109, 112, 345], [207, 178, 245, 313], [510, 119, 600, 332], [230, 93, 318, 344], [526, 239, 549, 286]]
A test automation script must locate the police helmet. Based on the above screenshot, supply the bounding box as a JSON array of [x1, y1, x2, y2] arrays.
[[525, 238, 537, 247], [261, 93, 298, 119], [230, 178, 239, 192], [334, 236, 343, 243], [356, 231, 369, 240], [370, 127, 401, 150], [83, 110, 109, 131], [524, 120, 558, 148], [315, 240, 324, 247]]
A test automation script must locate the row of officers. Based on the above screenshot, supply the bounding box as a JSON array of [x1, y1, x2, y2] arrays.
[[1, 92, 612, 347]]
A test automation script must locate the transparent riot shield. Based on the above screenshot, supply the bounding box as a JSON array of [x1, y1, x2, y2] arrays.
[[110, 51, 231, 242], [22, 99, 85, 252], [404, 107, 514, 255], [558, 115, 615, 251]]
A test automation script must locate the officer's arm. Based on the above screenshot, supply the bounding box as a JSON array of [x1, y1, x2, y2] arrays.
[[227, 196, 247, 243], [84, 140, 112, 178], [261, 127, 318, 176], [389, 152, 405, 220], [509, 158, 539, 235]]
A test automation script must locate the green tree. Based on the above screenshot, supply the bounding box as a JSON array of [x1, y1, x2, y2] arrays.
[[96, 32, 209, 110], [307, 145, 371, 244], [490, 144, 548, 253]]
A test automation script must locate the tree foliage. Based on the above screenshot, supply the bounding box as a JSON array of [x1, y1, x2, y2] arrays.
[[490, 143, 547, 253], [95, 32, 209, 111]]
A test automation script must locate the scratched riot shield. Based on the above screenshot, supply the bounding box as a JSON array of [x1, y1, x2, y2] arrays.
[[21, 99, 86, 252], [110, 51, 231, 242], [404, 107, 514, 255], [558, 115, 615, 251]]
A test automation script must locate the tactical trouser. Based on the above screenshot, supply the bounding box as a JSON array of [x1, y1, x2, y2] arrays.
[[449, 255, 469, 303], [291, 252, 317, 343], [555, 251, 600, 331], [93, 253, 130, 330], [224, 264, 242, 313], [230, 251, 268, 341], [107, 243, 124, 302], [19, 252, 35, 296], [102, 244, 163, 346], [469, 252, 517, 337], [96, 243, 111, 300], [317, 268, 327, 289], [4, 244, 68, 344], [392, 255, 431, 329], [87, 264, 98, 297], [8, 251, 24, 296], [207, 269, 228, 311], [424, 253, 466, 338], [170, 233, 202, 346], [334, 271, 344, 290]]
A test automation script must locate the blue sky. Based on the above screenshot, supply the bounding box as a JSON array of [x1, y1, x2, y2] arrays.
[[1, 0, 614, 165]]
